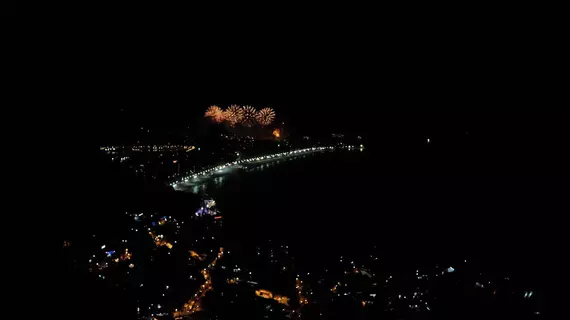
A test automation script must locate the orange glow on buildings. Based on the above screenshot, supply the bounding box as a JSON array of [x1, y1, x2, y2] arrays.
[[190, 250, 206, 261], [255, 289, 290, 306], [120, 249, 132, 261], [173, 248, 224, 318], [331, 282, 341, 293], [273, 295, 290, 306], [256, 289, 273, 299], [296, 278, 309, 305], [149, 231, 173, 249]]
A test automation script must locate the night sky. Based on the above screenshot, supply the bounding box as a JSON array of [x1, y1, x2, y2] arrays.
[[47, 18, 568, 250], [42, 18, 569, 320], [59, 30, 565, 178]]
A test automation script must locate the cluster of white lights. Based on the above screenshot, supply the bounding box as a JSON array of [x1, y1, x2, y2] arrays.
[[170, 147, 333, 187]]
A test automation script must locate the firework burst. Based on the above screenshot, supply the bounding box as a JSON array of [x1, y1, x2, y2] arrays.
[[241, 105, 257, 127], [273, 128, 281, 139], [224, 105, 244, 126], [256, 107, 276, 126], [205, 105, 225, 123]]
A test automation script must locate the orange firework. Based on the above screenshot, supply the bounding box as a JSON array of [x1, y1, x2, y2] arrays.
[[241, 105, 257, 127], [273, 128, 281, 139], [256, 107, 276, 126], [224, 105, 244, 126], [205, 105, 225, 123]]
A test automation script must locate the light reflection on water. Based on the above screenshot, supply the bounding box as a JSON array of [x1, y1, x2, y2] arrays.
[[192, 184, 207, 194], [214, 175, 225, 185]]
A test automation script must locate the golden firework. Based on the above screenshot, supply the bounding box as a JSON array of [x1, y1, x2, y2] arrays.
[[256, 107, 276, 126], [224, 105, 244, 126], [204, 105, 225, 123], [241, 105, 257, 127], [273, 128, 281, 139]]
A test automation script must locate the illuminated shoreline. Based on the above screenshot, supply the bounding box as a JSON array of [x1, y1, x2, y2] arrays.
[[171, 145, 363, 190]]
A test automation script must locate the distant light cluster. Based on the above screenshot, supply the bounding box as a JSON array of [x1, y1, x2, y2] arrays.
[[204, 105, 276, 127], [101, 145, 195, 153]]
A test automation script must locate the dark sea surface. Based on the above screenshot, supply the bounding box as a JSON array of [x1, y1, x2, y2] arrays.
[[179, 149, 555, 280]]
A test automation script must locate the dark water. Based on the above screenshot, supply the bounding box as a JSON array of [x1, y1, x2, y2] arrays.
[[186, 150, 555, 275]]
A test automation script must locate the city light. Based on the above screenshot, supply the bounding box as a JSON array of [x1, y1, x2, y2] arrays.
[[149, 231, 173, 249], [171, 146, 341, 187], [89, 122, 543, 319], [174, 248, 224, 318]]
